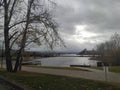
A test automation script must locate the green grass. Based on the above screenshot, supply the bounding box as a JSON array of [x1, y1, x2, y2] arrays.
[[90, 66, 103, 70], [0, 69, 120, 90], [91, 66, 120, 73], [26, 65, 89, 71], [0, 84, 8, 90], [109, 66, 120, 73]]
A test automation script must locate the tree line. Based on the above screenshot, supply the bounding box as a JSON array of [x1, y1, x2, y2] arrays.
[[96, 33, 120, 65]]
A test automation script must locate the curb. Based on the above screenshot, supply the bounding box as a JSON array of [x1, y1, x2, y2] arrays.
[[0, 76, 26, 90]]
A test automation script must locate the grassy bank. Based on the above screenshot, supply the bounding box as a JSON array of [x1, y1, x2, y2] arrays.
[[26, 65, 89, 71], [91, 66, 120, 73], [0, 69, 120, 90], [108, 66, 120, 73]]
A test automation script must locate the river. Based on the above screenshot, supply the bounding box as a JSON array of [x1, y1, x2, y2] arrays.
[[33, 55, 98, 67]]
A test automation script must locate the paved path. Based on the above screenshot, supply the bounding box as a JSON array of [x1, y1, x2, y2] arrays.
[[22, 66, 120, 83]]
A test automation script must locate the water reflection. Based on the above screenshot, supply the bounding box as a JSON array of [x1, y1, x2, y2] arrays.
[[34, 56, 98, 67]]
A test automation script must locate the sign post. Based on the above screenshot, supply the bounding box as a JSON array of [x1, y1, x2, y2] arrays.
[[103, 63, 109, 82]]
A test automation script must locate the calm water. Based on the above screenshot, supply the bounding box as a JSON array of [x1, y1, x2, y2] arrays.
[[33, 56, 98, 67]]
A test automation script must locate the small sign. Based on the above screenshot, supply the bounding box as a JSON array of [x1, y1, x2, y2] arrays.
[[103, 66, 109, 72], [103, 66, 109, 82]]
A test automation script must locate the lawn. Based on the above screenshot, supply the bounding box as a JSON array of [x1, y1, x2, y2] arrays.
[[0, 69, 120, 90], [26, 65, 89, 71], [90, 66, 103, 70], [109, 66, 120, 73], [91, 66, 120, 73]]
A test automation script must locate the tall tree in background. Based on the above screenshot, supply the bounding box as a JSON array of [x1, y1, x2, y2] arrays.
[[0, 0, 64, 72], [96, 33, 120, 65]]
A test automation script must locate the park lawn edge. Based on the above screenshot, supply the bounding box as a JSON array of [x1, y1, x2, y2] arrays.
[[91, 66, 120, 73], [24, 65, 90, 71], [0, 69, 120, 90]]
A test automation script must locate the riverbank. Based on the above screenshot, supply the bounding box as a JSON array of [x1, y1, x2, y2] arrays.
[[21, 66, 120, 83], [90, 56, 113, 62], [0, 69, 120, 90], [91, 66, 120, 73]]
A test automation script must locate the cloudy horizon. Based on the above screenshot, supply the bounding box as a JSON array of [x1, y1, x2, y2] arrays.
[[29, 0, 120, 52]]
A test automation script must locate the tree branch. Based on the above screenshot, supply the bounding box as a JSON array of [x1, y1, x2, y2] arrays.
[[9, 20, 26, 29], [10, 32, 23, 49], [0, 0, 4, 7], [8, 0, 17, 24], [9, 31, 18, 41]]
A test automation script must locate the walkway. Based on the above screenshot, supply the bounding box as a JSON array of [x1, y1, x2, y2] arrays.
[[22, 66, 120, 83]]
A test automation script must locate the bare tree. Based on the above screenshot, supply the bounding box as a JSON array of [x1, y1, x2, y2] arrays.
[[96, 33, 120, 65], [0, 0, 64, 72]]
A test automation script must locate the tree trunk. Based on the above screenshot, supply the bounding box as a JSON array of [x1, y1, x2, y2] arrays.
[[18, 54, 23, 71], [4, 1, 13, 72], [13, 51, 22, 72], [13, 0, 34, 72]]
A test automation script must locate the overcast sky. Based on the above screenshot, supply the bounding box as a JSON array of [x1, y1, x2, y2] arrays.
[[30, 0, 120, 52], [46, 0, 120, 52]]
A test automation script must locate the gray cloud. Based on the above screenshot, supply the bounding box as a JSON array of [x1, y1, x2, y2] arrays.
[[1, 0, 119, 52], [56, 0, 120, 32], [53, 0, 120, 51]]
